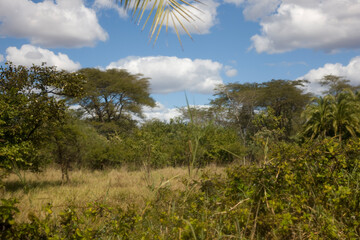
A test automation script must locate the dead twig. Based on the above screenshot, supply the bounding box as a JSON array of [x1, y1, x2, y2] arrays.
[[214, 198, 250, 215]]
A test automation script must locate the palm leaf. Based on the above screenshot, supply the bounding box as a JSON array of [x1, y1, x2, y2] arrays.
[[115, 0, 201, 44]]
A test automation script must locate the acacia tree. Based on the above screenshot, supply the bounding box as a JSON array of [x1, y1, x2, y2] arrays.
[[211, 80, 311, 140], [320, 75, 359, 96], [0, 63, 84, 181], [210, 83, 260, 141], [257, 79, 312, 136], [76, 68, 155, 125]]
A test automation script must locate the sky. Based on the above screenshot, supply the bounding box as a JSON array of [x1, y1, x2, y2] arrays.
[[1, 0, 360, 121]]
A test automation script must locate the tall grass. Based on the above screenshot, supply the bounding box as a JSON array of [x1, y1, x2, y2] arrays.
[[1, 166, 225, 222]]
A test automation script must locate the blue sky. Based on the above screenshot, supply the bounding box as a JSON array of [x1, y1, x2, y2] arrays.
[[1, 0, 360, 121]]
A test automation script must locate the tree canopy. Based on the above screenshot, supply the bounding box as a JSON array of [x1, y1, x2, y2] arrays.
[[75, 68, 155, 123], [320, 74, 359, 96], [302, 89, 360, 142], [210, 79, 312, 139], [0, 63, 84, 178]]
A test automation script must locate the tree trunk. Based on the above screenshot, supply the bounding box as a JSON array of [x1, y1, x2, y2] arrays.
[[56, 137, 70, 183]]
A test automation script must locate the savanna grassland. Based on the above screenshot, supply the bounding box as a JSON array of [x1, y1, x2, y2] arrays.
[[1, 64, 360, 239], [2, 166, 225, 221]]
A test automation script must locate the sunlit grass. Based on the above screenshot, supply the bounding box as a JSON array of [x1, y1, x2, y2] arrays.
[[1, 165, 225, 221]]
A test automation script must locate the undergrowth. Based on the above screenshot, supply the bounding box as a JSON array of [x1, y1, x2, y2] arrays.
[[1, 138, 360, 239]]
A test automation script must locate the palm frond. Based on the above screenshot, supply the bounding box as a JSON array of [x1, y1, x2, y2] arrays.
[[116, 0, 202, 44]]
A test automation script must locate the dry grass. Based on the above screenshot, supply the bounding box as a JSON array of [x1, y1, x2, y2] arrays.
[[1, 165, 225, 221]]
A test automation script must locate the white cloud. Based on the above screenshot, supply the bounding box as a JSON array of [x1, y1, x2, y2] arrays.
[[250, 0, 360, 53], [223, 0, 280, 20], [242, 0, 281, 21], [0, 54, 4, 62], [223, 0, 245, 7], [169, 0, 219, 35], [107, 56, 224, 94], [93, 0, 127, 18], [0, 0, 108, 48], [142, 102, 211, 122], [6, 44, 81, 72], [225, 67, 238, 77], [299, 56, 360, 94], [142, 102, 181, 122]]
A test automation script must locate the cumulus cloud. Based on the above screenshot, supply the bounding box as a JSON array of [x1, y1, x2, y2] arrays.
[[169, 0, 219, 35], [6, 44, 81, 72], [225, 67, 238, 77], [93, 0, 127, 18], [0, 54, 4, 63], [107, 56, 224, 94], [250, 0, 360, 53], [299, 56, 360, 94], [0, 0, 108, 48], [142, 102, 182, 122], [223, 0, 280, 20], [142, 103, 211, 122]]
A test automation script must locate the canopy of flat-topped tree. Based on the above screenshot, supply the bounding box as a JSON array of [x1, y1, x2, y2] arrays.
[[320, 75, 360, 96], [210, 80, 313, 138], [76, 68, 155, 123]]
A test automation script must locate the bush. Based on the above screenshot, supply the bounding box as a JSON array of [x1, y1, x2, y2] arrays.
[[223, 138, 360, 238]]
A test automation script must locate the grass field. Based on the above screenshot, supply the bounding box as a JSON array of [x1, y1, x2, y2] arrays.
[[2, 154, 359, 239], [1, 166, 225, 222]]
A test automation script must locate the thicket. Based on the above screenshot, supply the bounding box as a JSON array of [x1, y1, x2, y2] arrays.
[[2, 138, 359, 239]]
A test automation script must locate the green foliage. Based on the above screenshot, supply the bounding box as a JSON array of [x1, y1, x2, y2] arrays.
[[251, 107, 285, 163], [302, 89, 360, 142], [75, 68, 155, 125], [2, 138, 360, 239], [0, 198, 19, 238], [40, 115, 112, 173], [302, 95, 334, 140], [4, 72, 360, 239], [211, 79, 312, 140], [320, 74, 359, 96], [225, 138, 360, 238], [80, 128, 111, 170], [0, 62, 84, 179], [211, 82, 260, 140], [199, 123, 246, 165], [136, 138, 360, 239], [257, 80, 312, 136], [36, 115, 245, 173], [0, 198, 138, 239], [100, 118, 245, 171]]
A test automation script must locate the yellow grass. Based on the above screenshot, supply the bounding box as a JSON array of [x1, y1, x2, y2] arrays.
[[1, 165, 225, 221]]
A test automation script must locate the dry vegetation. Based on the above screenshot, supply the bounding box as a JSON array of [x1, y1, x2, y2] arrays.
[[2, 66, 360, 238], [1, 166, 225, 222]]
